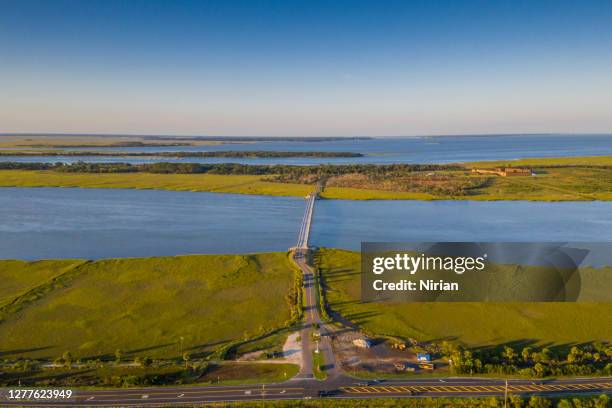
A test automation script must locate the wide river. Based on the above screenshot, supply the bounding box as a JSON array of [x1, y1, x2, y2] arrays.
[[3, 134, 612, 165], [1, 187, 611, 260]]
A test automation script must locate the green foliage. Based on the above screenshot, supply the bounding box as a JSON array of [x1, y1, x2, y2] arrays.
[[0, 253, 296, 360], [2, 155, 611, 201], [189, 394, 612, 407]]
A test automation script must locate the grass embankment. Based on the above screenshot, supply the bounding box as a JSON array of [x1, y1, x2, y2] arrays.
[[0, 170, 312, 197], [322, 156, 612, 201], [1, 362, 298, 387], [0, 253, 297, 360], [316, 248, 612, 347]]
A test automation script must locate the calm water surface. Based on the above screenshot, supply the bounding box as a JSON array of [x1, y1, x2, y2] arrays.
[[312, 199, 612, 246], [3, 134, 612, 165], [1, 187, 611, 260], [0, 188, 303, 259]]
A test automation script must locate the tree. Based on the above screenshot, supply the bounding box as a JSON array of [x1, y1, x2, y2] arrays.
[[142, 356, 152, 367], [182, 352, 191, 368], [62, 351, 73, 367], [528, 396, 551, 408], [595, 394, 609, 408], [532, 351, 542, 363], [509, 394, 524, 408], [115, 349, 123, 363], [521, 347, 532, 363], [503, 346, 516, 362], [540, 348, 552, 363], [534, 362, 546, 377], [556, 400, 572, 408], [568, 346, 583, 363]]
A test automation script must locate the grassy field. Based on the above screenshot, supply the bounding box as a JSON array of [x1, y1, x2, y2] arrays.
[[0, 170, 313, 197], [0, 260, 86, 307], [322, 156, 612, 201], [316, 248, 612, 347], [0, 253, 297, 360]]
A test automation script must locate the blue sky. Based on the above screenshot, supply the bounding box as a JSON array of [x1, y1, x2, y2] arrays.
[[1, 0, 611, 136]]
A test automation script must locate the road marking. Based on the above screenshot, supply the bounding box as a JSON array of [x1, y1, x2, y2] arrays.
[[340, 382, 612, 395], [76, 387, 304, 399]]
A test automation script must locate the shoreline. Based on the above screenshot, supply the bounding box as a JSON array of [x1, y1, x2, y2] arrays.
[[0, 154, 610, 201]]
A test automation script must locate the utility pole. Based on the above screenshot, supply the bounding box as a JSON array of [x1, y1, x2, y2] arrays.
[[261, 383, 265, 403], [504, 379, 508, 408]]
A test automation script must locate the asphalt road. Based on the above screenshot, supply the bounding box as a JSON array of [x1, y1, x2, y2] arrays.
[[2, 377, 611, 406]]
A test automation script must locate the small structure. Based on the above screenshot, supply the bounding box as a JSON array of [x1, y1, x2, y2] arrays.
[[394, 362, 416, 372], [353, 338, 372, 348], [471, 167, 532, 177], [417, 353, 431, 362]]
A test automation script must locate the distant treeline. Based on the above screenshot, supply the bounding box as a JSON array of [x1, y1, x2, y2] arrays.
[[0, 151, 363, 158], [143, 136, 372, 142], [17, 142, 191, 148], [0, 161, 459, 178]]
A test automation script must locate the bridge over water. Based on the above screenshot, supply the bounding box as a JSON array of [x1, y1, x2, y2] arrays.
[[292, 183, 321, 254]]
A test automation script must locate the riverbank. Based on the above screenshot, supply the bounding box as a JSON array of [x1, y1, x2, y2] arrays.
[[0, 170, 313, 197]]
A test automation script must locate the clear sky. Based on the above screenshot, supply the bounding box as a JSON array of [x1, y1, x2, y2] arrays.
[[1, 0, 611, 136]]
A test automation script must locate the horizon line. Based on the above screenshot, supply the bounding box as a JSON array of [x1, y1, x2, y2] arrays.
[[2, 132, 612, 139]]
